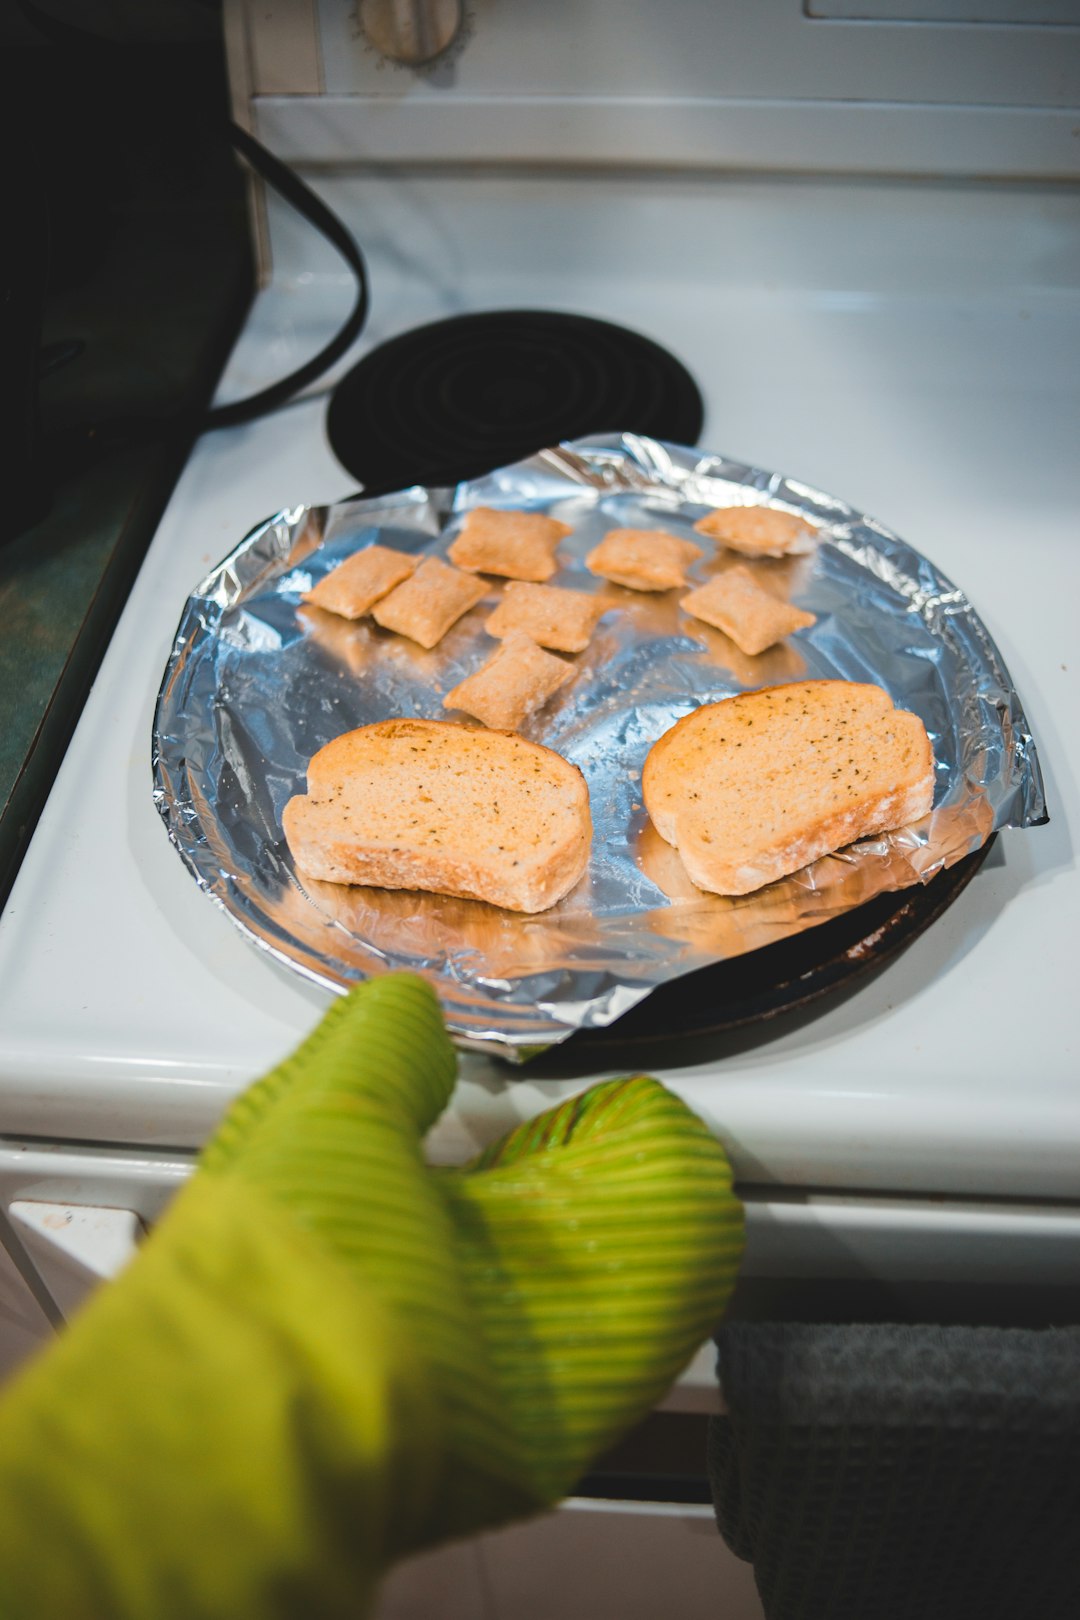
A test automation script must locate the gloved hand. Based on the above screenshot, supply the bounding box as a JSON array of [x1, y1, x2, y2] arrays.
[[0, 974, 743, 1620]]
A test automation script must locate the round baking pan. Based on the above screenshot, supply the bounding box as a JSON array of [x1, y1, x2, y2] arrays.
[[568, 836, 995, 1052]]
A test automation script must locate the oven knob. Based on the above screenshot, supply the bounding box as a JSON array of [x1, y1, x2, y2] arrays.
[[358, 0, 462, 65]]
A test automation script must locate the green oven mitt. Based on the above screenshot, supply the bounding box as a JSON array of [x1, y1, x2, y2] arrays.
[[0, 975, 742, 1620]]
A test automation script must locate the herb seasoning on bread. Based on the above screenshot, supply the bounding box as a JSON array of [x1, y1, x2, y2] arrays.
[[283, 719, 591, 913], [642, 680, 934, 896]]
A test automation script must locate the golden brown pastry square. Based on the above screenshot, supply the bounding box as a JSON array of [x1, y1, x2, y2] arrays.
[[443, 632, 574, 730], [447, 506, 572, 582], [693, 504, 818, 558], [484, 581, 610, 653], [681, 564, 816, 655], [585, 528, 702, 592], [303, 543, 417, 620], [371, 557, 488, 648]]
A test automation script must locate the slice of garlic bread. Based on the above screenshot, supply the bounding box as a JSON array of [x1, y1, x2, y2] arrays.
[[283, 719, 591, 913], [642, 681, 934, 896]]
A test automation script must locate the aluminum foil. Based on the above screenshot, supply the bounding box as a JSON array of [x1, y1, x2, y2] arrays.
[[153, 435, 1046, 1055]]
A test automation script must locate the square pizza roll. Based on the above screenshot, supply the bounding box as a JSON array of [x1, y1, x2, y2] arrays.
[[443, 631, 574, 731], [303, 543, 417, 620], [693, 504, 819, 558], [485, 581, 611, 653], [681, 564, 816, 655], [585, 528, 702, 592], [447, 506, 572, 582], [371, 556, 488, 648]]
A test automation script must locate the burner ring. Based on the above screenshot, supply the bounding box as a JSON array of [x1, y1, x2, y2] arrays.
[[326, 309, 704, 493]]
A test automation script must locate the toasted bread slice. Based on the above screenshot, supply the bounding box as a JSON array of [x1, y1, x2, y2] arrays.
[[681, 564, 816, 655], [443, 632, 574, 731], [448, 506, 572, 582], [303, 544, 416, 620], [586, 528, 702, 592], [693, 505, 818, 558], [283, 718, 591, 913], [642, 681, 934, 896], [371, 556, 487, 648], [485, 581, 610, 653]]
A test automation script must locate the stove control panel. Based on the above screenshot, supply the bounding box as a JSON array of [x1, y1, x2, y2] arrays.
[[228, 0, 1078, 179]]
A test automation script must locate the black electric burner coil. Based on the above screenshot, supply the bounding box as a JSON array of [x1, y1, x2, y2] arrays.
[[326, 309, 705, 494]]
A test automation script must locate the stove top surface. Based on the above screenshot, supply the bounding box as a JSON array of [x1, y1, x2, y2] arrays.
[[0, 171, 1076, 1204]]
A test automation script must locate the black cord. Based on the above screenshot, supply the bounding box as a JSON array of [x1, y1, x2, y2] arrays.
[[15, 0, 372, 434], [206, 123, 370, 430]]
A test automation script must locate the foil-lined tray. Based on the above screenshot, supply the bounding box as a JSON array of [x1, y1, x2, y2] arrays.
[[153, 435, 1046, 1055]]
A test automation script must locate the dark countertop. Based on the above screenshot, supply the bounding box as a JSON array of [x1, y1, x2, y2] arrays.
[[0, 40, 252, 904]]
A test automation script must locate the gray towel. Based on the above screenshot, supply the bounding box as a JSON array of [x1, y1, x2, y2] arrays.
[[708, 1322, 1080, 1620]]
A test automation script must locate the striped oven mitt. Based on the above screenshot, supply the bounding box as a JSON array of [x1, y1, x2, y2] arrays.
[[0, 975, 742, 1620]]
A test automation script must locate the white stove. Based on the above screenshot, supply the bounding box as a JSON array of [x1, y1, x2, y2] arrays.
[[2, 0, 1079, 1470]]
